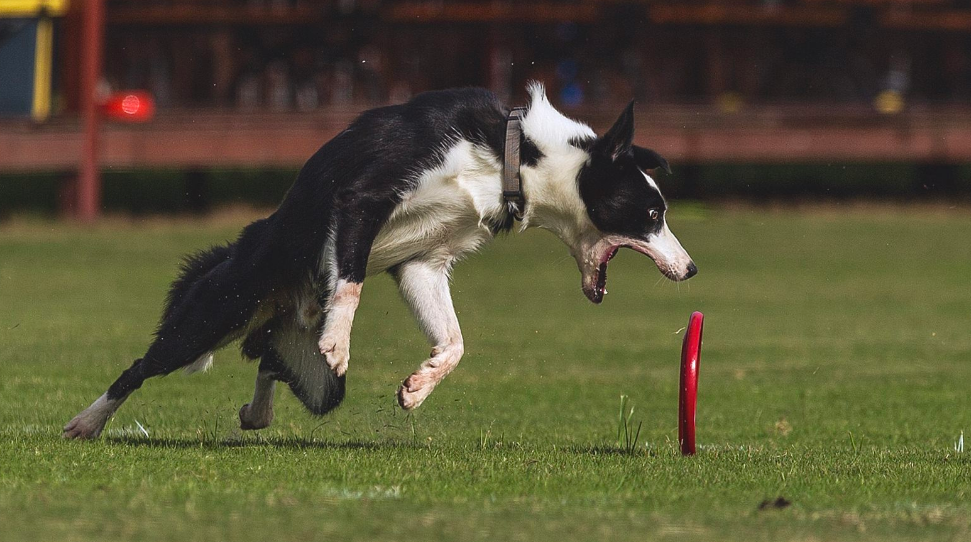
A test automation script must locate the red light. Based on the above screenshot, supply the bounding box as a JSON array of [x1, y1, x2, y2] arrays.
[[121, 95, 141, 115], [101, 91, 155, 122]]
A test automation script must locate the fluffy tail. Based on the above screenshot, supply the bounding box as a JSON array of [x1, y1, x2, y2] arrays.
[[161, 244, 234, 324], [159, 245, 235, 375]]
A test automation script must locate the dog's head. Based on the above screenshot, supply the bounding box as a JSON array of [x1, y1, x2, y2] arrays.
[[519, 87, 696, 304], [572, 102, 696, 303]]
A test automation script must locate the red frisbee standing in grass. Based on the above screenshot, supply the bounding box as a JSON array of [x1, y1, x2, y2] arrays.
[[679, 311, 704, 456]]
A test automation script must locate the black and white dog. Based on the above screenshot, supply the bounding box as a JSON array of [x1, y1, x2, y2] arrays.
[[64, 83, 696, 439]]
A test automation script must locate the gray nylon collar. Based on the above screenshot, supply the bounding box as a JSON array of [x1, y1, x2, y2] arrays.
[[502, 106, 527, 220]]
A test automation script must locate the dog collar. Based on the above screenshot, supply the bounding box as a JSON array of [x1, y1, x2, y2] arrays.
[[502, 106, 527, 220]]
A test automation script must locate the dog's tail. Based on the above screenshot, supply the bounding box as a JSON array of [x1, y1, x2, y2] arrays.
[[161, 243, 234, 324]]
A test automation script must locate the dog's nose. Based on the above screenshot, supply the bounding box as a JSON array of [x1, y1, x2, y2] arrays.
[[684, 261, 698, 279]]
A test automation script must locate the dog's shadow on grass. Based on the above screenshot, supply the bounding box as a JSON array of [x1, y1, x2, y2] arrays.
[[103, 435, 422, 452], [101, 438, 666, 456]]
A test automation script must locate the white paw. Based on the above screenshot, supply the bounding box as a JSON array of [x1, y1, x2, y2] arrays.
[[62, 412, 107, 440], [62, 394, 115, 440], [62, 415, 106, 439], [319, 335, 349, 376], [238, 403, 273, 431], [397, 372, 437, 411]]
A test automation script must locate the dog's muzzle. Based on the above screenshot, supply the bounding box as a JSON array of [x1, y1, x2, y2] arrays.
[[579, 225, 696, 304]]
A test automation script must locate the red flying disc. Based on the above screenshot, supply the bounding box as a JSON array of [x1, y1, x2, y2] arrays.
[[679, 311, 704, 456]]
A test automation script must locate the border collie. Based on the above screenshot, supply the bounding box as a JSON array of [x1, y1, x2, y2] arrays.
[[64, 83, 696, 439]]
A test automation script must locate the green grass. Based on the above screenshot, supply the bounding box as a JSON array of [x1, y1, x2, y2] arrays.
[[1, 205, 970, 541]]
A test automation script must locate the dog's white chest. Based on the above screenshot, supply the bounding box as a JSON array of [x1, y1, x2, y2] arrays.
[[366, 141, 504, 274]]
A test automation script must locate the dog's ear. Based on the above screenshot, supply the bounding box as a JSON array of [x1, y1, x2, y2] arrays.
[[632, 146, 672, 175], [599, 100, 635, 161]]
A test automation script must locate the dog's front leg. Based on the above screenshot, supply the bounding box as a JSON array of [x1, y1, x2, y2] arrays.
[[318, 196, 397, 377], [392, 259, 464, 410], [318, 278, 362, 376]]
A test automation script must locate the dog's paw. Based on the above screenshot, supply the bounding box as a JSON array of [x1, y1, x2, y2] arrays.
[[238, 403, 273, 431], [318, 335, 349, 376], [397, 372, 436, 411], [62, 395, 114, 440], [62, 413, 107, 440]]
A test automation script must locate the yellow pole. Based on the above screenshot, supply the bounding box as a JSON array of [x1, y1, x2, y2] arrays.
[[0, 1, 69, 17], [31, 14, 54, 122]]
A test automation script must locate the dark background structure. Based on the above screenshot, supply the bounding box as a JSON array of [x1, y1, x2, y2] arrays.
[[4, 0, 971, 218], [83, 0, 971, 109]]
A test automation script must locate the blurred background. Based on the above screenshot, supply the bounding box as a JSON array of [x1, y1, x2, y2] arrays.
[[3, 0, 971, 219]]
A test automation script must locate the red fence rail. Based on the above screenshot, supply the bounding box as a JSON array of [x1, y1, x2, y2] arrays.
[[4, 106, 971, 172]]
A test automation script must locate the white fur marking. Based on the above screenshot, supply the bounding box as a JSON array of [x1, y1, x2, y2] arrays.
[[518, 83, 600, 247], [643, 172, 660, 192], [318, 224, 338, 296], [183, 352, 213, 374], [646, 220, 693, 277], [523, 82, 596, 152]]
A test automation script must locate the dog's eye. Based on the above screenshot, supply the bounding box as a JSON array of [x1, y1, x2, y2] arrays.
[[648, 209, 660, 221]]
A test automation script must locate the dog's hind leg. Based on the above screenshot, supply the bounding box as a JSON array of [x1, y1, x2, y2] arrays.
[[240, 312, 346, 425], [63, 253, 267, 440], [237, 319, 277, 430], [61, 379, 135, 440], [237, 290, 345, 427], [238, 370, 277, 430], [392, 259, 465, 410]]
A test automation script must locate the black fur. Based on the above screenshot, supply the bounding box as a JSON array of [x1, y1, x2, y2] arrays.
[[632, 146, 671, 175], [578, 103, 670, 238], [161, 244, 234, 323]]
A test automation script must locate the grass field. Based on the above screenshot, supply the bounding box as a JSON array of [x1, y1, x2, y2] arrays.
[[1, 205, 969, 541]]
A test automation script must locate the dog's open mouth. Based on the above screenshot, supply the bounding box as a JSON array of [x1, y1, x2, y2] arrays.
[[584, 235, 694, 303], [591, 246, 620, 303]]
